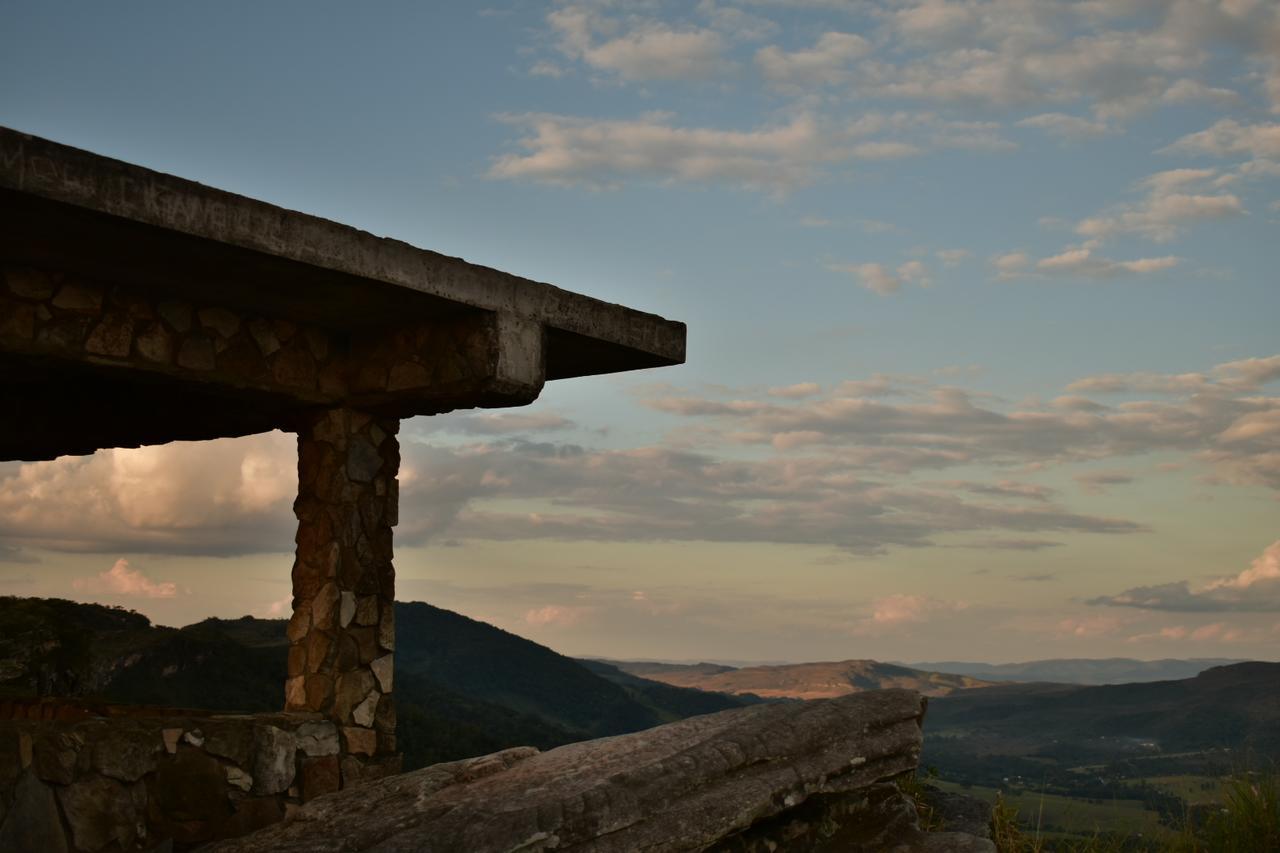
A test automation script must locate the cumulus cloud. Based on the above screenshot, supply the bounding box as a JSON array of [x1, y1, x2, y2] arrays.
[[5, 354, 1277, 560], [489, 112, 841, 193], [549, 7, 730, 81], [871, 593, 963, 625], [768, 382, 822, 399], [829, 260, 930, 294], [1091, 540, 1280, 612], [73, 558, 178, 599], [0, 432, 297, 556], [1035, 245, 1180, 278], [756, 31, 871, 89], [1075, 168, 1246, 243], [1164, 119, 1280, 159], [489, 109, 1011, 193]]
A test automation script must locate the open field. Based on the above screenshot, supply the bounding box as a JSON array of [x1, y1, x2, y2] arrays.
[[934, 780, 1174, 842]]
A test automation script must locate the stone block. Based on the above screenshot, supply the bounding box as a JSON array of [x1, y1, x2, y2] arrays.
[[299, 755, 340, 802], [0, 299, 35, 344], [85, 314, 133, 358], [134, 322, 174, 363], [333, 671, 375, 725], [157, 300, 193, 332], [33, 731, 83, 784], [339, 591, 356, 628], [352, 692, 379, 728], [371, 654, 394, 694], [284, 676, 307, 711], [161, 729, 182, 755], [205, 726, 254, 767], [177, 334, 216, 370], [295, 722, 339, 758], [354, 595, 379, 626], [251, 726, 296, 796], [5, 266, 55, 300], [304, 674, 333, 711], [51, 282, 103, 313], [248, 318, 280, 356], [150, 748, 230, 823], [271, 342, 317, 389], [378, 607, 395, 651], [58, 773, 142, 852], [225, 766, 253, 792], [92, 731, 158, 781], [198, 306, 241, 338], [341, 727, 377, 757], [310, 582, 340, 629], [0, 771, 68, 853]]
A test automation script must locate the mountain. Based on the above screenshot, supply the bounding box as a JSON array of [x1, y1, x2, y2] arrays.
[[906, 657, 1254, 685], [926, 662, 1280, 761], [604, 658, 996, 699], [0, 596, 750, 769]]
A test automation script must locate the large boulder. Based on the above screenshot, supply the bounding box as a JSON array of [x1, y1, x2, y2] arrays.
[[204, 689, 955, 852]]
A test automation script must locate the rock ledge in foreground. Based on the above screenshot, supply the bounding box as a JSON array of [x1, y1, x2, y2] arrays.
[[203, 689, 989, 852]]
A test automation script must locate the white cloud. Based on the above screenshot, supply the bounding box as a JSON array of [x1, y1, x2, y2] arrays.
[[871, 593, 963, 625], [489, 112, 840, 193], [73, 558, 178, 599], [755, 31, 871, 89], [829, 260, 931, 294], [1164, 119, 1280, 159], [1075, 167, 1247, 243], [1092, 540, 1280, 612], [1036, 245, 1180, 278], [549, 7, 730, 81], [1016, 112, 1109, 138], [768, 382, 822, 399]]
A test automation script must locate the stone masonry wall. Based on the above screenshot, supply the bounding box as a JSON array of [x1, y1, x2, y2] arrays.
[[286, 408, 400, 786], [0, 710, 341, 852]]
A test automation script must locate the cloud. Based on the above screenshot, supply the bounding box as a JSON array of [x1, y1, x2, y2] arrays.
[[489, 109, 1011, 193], [871, 593, 962, 625], [0, 432, 297, 556], [549, 7, 730, 81], [1164, 119, 1280, 159], [641, 353, 1280, 490], [489, 112, 841, 193], [768, 382, 821, 399], [1035, 245, 1180, 278], [829, 260, 930, 294], [1016, 113, 1109, 138], [755, 31, 871, 89], [1075, 168, 1246, 243], [73, 558, 178, 599], [524, 603, 591, 628], [1074, 470, 1134, 494], [1091, 540, 1280, 612]]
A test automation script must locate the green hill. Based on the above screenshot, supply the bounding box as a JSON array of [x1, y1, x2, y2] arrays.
[[0, 596, 750, 770]]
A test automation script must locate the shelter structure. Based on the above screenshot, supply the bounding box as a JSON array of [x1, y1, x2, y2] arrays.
[[0, 127, 685, 785]]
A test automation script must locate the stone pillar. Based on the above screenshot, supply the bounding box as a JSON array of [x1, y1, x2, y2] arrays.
[[285, 408, 399, 786]]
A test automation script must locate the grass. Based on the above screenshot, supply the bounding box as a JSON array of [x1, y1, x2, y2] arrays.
[[981, 768, 1279, 852]]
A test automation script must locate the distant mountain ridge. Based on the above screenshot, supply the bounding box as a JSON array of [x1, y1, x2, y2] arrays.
[[601, 658, 996, 699], [906, 657, 1255, 685], [926, 661, 1280, 760], [0, 596, 751, 769]]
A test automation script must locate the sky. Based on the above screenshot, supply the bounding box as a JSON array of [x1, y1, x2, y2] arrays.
[[1, 0, 1278, 664]]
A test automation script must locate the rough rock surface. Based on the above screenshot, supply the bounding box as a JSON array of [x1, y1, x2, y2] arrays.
[[205, 690, 955, 853]]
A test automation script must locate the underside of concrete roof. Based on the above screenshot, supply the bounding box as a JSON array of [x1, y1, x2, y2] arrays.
[[0, 127, 685, 460]]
